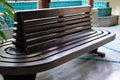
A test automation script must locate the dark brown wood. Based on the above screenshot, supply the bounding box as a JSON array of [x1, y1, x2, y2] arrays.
[[23, 14, 91, 27], [3, 74, 36, 80], [14, 6, 92, 53], [0, 6, 115, 80], [16, 6, 91, 20], [89, 48, 105, 57]]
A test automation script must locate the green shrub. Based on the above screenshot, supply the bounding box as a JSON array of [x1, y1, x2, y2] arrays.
[[0, 0, 14, 42]]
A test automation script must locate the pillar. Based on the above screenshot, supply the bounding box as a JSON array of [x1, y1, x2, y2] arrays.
[[87, 0, 94, 8], [38, 0, 50, 8]]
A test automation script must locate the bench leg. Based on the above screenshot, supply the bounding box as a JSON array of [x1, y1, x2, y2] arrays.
[[3, 74, 36, 80], [89, 48, 105, 57]]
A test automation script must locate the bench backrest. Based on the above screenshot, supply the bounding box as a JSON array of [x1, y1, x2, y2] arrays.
[[14, 6, 92, 53]]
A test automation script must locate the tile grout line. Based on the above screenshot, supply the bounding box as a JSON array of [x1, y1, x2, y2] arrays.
[[102, 46, 120, 53], [78, 46, 120, 64], [78, 57, 120, 64]]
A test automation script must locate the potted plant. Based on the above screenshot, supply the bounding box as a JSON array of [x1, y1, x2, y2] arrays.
[[0, 0, 14, 43]]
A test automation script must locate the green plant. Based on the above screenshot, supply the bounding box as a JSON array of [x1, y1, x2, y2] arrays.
[[0, 0, 14, 42]]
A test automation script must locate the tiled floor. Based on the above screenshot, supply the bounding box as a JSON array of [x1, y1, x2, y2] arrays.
[[0, 25, 120, 80], [36, 25, 120, 80]]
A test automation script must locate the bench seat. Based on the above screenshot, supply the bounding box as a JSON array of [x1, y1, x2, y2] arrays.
[[0, 29, 115, 75]]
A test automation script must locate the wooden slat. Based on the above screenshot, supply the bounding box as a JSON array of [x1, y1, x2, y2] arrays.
[[62, 17, 91, 26], [25, 22, 63, 33], [25, 23, 91, 39], [61, 6, 91, 15], [24, 17, 59, 27], [35, 31, 109, 59], [26, 30, 107, 53], [13, 29, 92, 50], [24, 17, 91, 33], [26, 18, 91, 37], [23, 13, 91, 27], [14, 6, 92, 53], [26, 26, 91, 45], [15, 9, 62, 20], [64, 13, 91, 21], [15, 6, 91, 20]]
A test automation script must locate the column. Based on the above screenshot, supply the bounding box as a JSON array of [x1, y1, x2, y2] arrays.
[[87, 0, 94, 8], [38, 0, 50, 8]]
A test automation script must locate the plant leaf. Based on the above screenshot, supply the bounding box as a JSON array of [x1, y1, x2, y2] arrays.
[[0, 0, 14, 42], [0, 0, 14, 10], [5, 8, 14, 17], [0, 31, 7, 41]]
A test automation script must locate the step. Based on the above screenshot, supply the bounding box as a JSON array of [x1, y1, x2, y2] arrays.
[[98, 15, 119, 27]]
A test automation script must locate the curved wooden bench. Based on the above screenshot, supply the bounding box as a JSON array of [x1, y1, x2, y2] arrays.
[[0, 6, 115, 80]]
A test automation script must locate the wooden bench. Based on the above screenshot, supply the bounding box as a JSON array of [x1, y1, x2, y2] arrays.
[[0, 6, 115, 80]]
